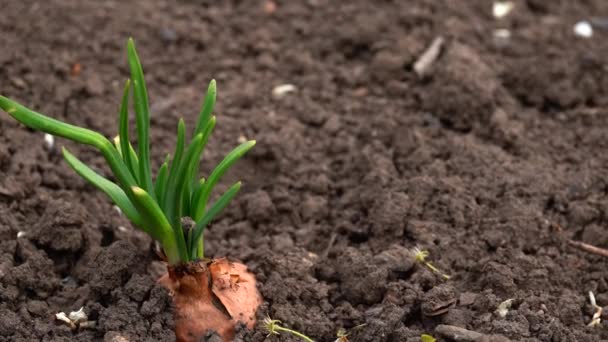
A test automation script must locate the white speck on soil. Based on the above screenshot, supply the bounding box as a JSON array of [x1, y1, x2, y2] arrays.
[[44, 134, 54, 149], [272, 84, 297, 98], [493, 1, 514, 19], [574, 21, 593, 38]]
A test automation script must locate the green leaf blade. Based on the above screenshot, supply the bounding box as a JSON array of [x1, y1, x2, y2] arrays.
[[192, 140, 255, 221], [155, 156, 169, 202], [165, 133, 204, 227], [127, 38, 154, 197], [194, 79, 216, 136], [131, 186, 186, 263], [0, 96, 138, 194], [118, 79, 136, 178], [181, 117, 215, 217], [163, 119, 186, 214], [191, 181, 241, 258], [1, 96, 106, 148]]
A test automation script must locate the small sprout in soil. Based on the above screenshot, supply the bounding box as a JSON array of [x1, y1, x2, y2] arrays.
[[420, 334, 437, 342], [412, 247, 451, 280], [495, 298, 514, 318], [588, 291, 602, 327], [263, 316, 315, 342], [335, 324, 366, 342], [55, 307, 94, 330], [0, 38, 262, 342]]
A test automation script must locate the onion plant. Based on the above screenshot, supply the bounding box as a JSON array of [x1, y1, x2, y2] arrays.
[[0, 38, 254, 265]]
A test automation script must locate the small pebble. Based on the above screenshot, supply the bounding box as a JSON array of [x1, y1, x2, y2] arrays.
[[493, 1, 514, 19], [85, 73, 105, 95], [160, 28, 178, 43], [264, 0, 277, 14], [436, 324, 483, 341], [493, 29, 511, 39], [10, 77, 26, 89], [44, 134, 54, 149], [495, 298, 513, 318], [574, 21, 593, 38], [109, 334, 130, 342], [272, 84, 297, 98], [17, 231, 26, 238]]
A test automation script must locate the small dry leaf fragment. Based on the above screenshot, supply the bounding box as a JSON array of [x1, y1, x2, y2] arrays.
[[209, 259, 262, 326], [588, 291, 602, 327]]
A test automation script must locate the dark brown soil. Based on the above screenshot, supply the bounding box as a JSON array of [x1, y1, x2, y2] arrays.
[[2, 1, 608, 341]]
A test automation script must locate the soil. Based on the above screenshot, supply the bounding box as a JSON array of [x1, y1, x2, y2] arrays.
[[1, 0, 608, 341]]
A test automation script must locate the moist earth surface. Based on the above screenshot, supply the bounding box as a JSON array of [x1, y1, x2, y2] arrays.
[[1, 1, 608, 341]]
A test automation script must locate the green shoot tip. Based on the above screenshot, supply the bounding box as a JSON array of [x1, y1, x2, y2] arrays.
[[131, 186, 145, 194]]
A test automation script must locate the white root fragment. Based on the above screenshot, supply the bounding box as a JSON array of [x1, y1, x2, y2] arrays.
[[495, 298, 514, 318], [272, 84, 297, 98], [55, 312, 72, 325], [413, 36, 444, 78], [79, 321, 97, 329], [55, 307, 94, 330], [574, 21, 593, 38], [113, 205, 122, 215], [44, 133, 54, 149], [237, 135, 247, 144], [588, 291, 602, 327], [69, 307, 88, 323], [493, 1, 514, 19]]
